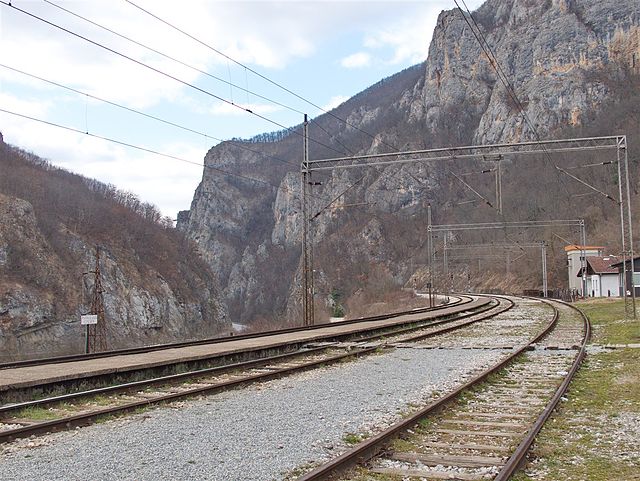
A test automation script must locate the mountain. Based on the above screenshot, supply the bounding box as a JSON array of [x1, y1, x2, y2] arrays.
[[0, 136, 229, 360], [179, 0, 640, 326]]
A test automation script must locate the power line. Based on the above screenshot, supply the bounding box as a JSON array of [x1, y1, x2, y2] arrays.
[[0, 107, 332, 204], [42, 0, 307, 118], [0, 0, 345, 157], [0, 62, 310, 172], [124, 0, 400, 153]]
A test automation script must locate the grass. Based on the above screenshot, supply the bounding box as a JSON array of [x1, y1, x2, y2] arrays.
[[343, 433, 364, 445], [512, 298, 640, 481], [577, 298, 640, 344], [12, 405, 59, 421]]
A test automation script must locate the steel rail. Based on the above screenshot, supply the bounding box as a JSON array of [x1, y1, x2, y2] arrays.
[[0, 296, 470, 370], [0, 296, 510, 444], [0, 346, 334, 415], [493, 298, 591, 480], [0, 346, 378, 444], [397, 297, 514, 343], [1, 297, 501, 414], [296, 298, 560, 481], [353, 297, 507, 343]]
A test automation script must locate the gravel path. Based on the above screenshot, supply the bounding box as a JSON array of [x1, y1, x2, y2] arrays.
[[0, 347, 505, 481]]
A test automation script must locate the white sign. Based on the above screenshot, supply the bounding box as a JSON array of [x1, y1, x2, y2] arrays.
[[81, 315, 98, 325]]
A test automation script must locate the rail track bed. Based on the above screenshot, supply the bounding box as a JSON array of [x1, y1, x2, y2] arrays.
[[0, 296, 585, 481], [0, 296, 514, 443], [0, 296, 487, 402], [296, 299, 589, 481]]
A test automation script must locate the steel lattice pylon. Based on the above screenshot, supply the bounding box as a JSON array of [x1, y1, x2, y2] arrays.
[[87, 246, 107, 353]]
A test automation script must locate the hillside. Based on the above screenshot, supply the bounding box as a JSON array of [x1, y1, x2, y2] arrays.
[[0, 135, 229, 360], [179, 0, 640, 325]]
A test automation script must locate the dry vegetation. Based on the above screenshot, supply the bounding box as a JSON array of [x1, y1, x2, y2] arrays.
[[0, 141, 216, 304]]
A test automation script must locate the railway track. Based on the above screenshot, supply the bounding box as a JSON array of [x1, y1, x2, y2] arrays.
[[0, 296, 513, 444], [296, 298, 589, 481], [0, 295, 499, 405], [0, 295, 469, 370]]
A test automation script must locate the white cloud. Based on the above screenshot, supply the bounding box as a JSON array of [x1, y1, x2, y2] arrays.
[[0, 0, 489, 219], [0, 108, 203, 217], [0, 92, 52, 118], [340, 52, 372, 69], [322, 95, 349, 111]]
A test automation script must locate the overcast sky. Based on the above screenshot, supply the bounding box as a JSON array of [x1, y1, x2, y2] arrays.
[[0, 0, 484, 218]]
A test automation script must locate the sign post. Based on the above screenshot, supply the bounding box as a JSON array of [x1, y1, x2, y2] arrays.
[[81, 315, 98, 354]]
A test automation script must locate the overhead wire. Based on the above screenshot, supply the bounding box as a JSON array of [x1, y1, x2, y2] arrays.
[[0, 62, 306, 172], [0, 107, 335, 205], [124, 0, 401, 154], [42, 0, 307, 117], [454, 0, 614, 207], [0, 0, 345, 157]]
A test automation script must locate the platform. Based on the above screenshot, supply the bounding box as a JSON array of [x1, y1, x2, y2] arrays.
[[0, 298, 488, 393]]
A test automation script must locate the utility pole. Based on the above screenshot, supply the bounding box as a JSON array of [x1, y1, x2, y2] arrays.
[[86, 246, 107, 353], [495, 156, 503, 215], [301, 114, 315, 326], [427, 204, 434, 307], [541, 241, 548, 298]]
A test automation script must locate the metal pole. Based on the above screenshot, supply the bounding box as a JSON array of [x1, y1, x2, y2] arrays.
[[542, 242, 548, 298], [443, 233, 448, 298], [427, 204, 433, 307], [301, 114, 314, 326], [616, 141, 631, 315], [495, 157, 503, 215], [580, 220, 587, 298], [622, 137, 637, 318], [85, 325, 89, 354]]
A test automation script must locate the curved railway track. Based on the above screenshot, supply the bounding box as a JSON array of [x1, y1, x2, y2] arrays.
[[0, 296, 469, 370], [295, 297, 590, 481], [0, 295, 513, 444], [0, 295, 496, 404]]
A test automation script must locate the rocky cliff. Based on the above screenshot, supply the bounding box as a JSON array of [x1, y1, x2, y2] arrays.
[[180, 0, 640, 324], [0, 141, 229, 360]]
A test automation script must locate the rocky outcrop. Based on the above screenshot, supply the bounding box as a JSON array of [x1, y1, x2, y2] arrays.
[[412, 0, 640, 144], [0, 179, 229, 360], [181, 0, 639, 325]]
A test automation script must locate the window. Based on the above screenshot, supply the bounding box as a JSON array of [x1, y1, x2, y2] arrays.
[[633, 273, 640, 287]]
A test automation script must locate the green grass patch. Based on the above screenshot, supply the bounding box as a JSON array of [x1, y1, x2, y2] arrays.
[[12, 405, 59, 421], [577, 298, 639, 344], [343, 432, 364, 445], [512, 347, 640, 481]]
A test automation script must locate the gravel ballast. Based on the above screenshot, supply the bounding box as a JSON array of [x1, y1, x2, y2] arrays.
[[0, 347, 505, 481]]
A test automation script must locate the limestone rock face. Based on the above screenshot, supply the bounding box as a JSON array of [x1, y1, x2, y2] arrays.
[[0, 192, 229, 360], [181, 0, 639, 324], [415, 0, 640, 144]]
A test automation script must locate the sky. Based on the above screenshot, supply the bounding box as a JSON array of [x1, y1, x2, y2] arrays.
[[0, 0, 484, 219]]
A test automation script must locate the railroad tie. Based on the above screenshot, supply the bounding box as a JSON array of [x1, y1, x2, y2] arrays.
[[420, 441, 512, 453], [434, 428, 523, 438], [440, 419, 526, 430], [391, 451, 506, 467], [371, 467, 486, 480]]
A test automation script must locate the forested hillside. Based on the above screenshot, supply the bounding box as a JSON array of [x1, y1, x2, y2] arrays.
[[0, 135, 228, 360]]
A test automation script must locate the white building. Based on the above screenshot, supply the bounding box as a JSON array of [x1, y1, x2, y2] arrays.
[[579, 256, 620, 297], [565, 245, 604, 296]]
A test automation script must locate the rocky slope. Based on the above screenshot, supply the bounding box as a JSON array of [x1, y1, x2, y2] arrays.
[[179, 0, 640, 324], [0, 139, 229, 360]]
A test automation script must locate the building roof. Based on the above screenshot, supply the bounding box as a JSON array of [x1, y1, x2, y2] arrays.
[[564, 245, 605, 253], [586, 256, 619, 274], [610, 256, 640, 268]]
